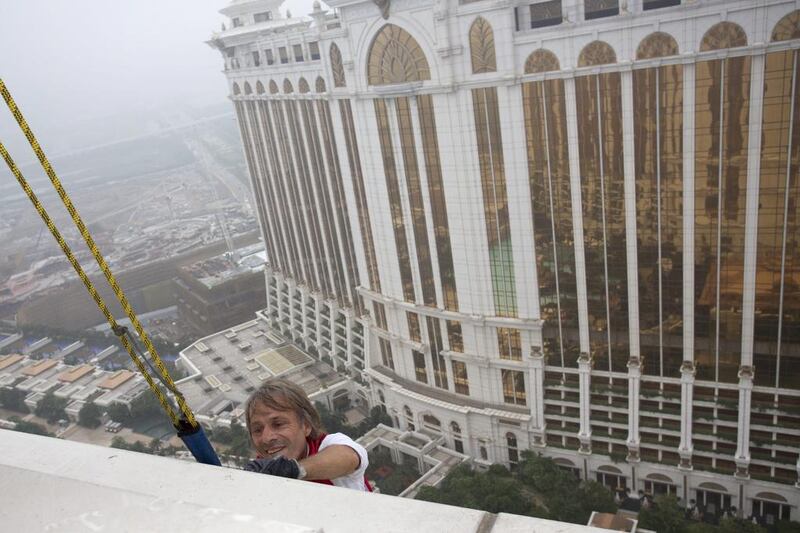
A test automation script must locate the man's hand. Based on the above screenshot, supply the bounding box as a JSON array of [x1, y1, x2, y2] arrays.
[[244, 456, 301, 479]]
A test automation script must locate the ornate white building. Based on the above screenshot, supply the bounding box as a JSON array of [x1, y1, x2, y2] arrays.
[[210, 0, 800, 522]]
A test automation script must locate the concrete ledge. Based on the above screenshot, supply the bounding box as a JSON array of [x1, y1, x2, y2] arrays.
[[0, 430, 605, 532]]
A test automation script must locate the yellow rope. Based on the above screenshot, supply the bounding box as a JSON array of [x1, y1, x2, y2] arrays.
[[0, 79, 197, 428]]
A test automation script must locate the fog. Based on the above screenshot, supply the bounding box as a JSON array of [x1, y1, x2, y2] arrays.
[[0, 0, 318, 162]]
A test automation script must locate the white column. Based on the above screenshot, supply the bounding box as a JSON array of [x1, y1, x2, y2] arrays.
[[578, 351, 592, 454], [740, 52, 765, 369], [735, 366, 754, 479], [620, 68, 642, 462], [620, 68, 641, 360], [678, 361, 695, 470], [626, 357, 641, 462], [530, 346, 546, 446], [682, 62, 696, 364], [564, 76, 590, 355]]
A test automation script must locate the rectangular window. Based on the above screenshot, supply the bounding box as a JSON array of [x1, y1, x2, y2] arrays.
[[530, 0, 562, 29], [413, 350, 428, 383], [497, 328, 522, 361], [251, 51, 261, 67], [379, 338, 394, 370], [501, 369, 526, 405], [254, 11, 272, 22], [642, 0, 680, 10], [452, 361, 469, 395], [293, 44, 304, 62], [584, 0, 619, 20], [265, 49, 274, 65], [446, 320, 463, 352], [426, 316, 449, 389], [309, 41, 320, 60], [278, 46, 288, 64], [407, 313, 421, 343], [232, 17, 242, 27]]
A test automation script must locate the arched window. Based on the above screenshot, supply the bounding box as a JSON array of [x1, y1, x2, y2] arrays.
[[506, 432, 519, 466], [771, 10, 800, 42], [378, 390, 385, 404], [636, 32, 679, 60], [243, 81, 252, 95], [700, 21, 747, 52], [269, 80, 279, 94], [283, 79, 294, 94], [315, 76, 327, 93], [422, 414, 441, 432], [403, 405, 415, 431], [298, 77, 310, 94], [366, 24, 430, 85], [643, 473, 676, 497], [232, 82, 241, 95], [330, 43, 346, 88], [524, 49, 560, 74], [578, 40, 616, 67], [256, 80, 265, 94], [469, 17, 497, 74]]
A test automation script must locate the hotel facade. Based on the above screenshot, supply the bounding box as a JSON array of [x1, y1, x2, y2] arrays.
[[211, 0, 800, 520]]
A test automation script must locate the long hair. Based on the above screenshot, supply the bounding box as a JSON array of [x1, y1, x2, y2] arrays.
[[244, 378, 322, 445]]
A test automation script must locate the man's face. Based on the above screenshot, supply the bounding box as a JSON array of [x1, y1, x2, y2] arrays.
[[248, 400, 310, 460]]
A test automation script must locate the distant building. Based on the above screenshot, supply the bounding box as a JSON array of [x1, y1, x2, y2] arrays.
[[175, 244, 267, 336], [210, 0, 800, 522]]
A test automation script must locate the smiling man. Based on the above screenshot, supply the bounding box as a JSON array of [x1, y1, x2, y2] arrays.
[[242, 378, 372, 492]]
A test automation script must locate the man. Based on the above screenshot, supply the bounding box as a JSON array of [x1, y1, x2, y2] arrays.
[[242, 378, 371, 492]]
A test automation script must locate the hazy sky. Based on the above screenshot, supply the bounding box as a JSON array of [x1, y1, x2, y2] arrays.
[[0, 0, 317, 156]]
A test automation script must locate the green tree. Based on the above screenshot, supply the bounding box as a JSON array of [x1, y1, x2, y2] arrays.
[[354, 406, 393, 437], [127, 392, 164, 423], [0, 387, 29, 413], [107, 402, 131, 424], [718, 517, 767, 533], [78, 401, 102, 428], [416, 464, 538, 517], [639, 495, 687, 533], [686, 523, 719, 533], [776, 521, 800, 533], [315, 402, 346, 434], [9, 416, 52, 436], [34, 392, 68, 423]]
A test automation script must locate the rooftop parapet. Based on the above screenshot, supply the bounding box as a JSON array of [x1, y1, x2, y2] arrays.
[[0, 430, 608, 532]]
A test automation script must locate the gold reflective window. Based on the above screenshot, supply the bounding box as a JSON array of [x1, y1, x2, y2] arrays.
[[754, 50, 800, 390], [330, 43, 347, 88], [699, 21, 747, 52], [578, 40, 617, 67], [446, 320, 463, 352], [636, 32, 679, 60], [407, 312, 421, 343], [522, 72, 579, 368], [524, 49, 560, 74], [374, 99, 415, 302], [575, 70, 628, 373], [633, 61, 684, 377], [469, 17, 497, 74], [413, 350, 428, 383], [367, 24, 431, 85], [772, 10, 800, 42], [498, 328, 522, 361], [694, 55, 751, 382], [452, 360, 470, 395], [426, 316, 449, 389], [501, 369, 526, 405]]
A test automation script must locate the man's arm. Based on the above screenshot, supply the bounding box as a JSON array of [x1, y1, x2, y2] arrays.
[[299, 444, 360, 481]]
